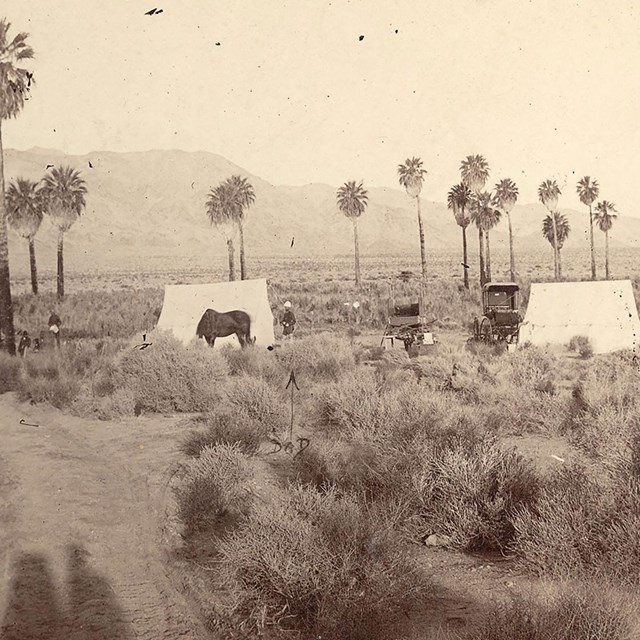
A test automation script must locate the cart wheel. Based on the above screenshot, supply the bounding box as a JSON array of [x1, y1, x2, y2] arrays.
[[473, 318, 480, 340], [480, 317, 493, 342]]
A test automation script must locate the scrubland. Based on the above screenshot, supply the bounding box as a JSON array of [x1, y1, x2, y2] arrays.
[[4, 252, 640, 638]]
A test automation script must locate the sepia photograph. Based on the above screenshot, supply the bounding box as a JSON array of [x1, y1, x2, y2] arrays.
[[2, 1, 640, 638]]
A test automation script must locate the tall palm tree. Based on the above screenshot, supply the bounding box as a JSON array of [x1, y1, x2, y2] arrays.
[[0, 20, 34, 354], [6, 177, 43, 294], [41, 166, 87, 299], [594, 200, 618, 280], [226, 175, 255, 280], [397, 157, 427, 281], [461, 155, 490, 285], [494, 178, 519, 281], [576, 176, 599, 280], [336, 180, 368, 288], [538, 180, 562, 280], [206, 181, 238, 281], [469, 192, 500, 284], [483, 197, 502, 283], [447, 183, 472, 289], [542, 213, 570, 280]]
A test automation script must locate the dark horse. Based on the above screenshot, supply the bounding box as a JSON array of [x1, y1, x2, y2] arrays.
[[196, 309, 253, 347]]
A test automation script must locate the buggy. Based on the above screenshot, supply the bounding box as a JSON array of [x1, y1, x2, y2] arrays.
[[472, 282, 522, 344], [381, 297, 436, 353]]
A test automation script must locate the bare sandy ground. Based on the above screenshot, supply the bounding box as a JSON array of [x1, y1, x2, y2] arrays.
[[0, 393, 205, 640]]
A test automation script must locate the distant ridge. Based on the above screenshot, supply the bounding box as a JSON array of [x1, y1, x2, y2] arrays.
[[5, 148, 640, 272]]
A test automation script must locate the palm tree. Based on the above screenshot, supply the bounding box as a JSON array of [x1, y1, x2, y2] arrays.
[[336, 180, 368, 288], [226, 175, 255, 280], [447, 183, 472, 289], [41, 166, 88, 299], [397, 157, 427, 281], [461, 155, 490, 285], [576, 176, 600, 280], [6, 178, 43, 294], [469, 192, 500, 284], [542, 212, 570, 280], [494, 178, 519, 281], [206, 181, 238, 281], [0, 20, 34, 354], [594, 200, 618, 280], [538, 180, 562, 280]]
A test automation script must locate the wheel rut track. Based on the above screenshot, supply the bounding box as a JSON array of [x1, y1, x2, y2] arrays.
[[0, 395, 206, 640]]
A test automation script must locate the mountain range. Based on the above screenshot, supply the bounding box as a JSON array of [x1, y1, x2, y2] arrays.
[[4, 147, 640, 273]]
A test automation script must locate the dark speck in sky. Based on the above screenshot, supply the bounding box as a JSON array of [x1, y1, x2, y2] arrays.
[[359, 35, 364, 41], [215, 42, 221, 46]]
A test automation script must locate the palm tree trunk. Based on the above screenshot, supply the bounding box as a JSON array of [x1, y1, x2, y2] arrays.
[[462, 226, 469, 290], [238, 221, 246, 280], [352, 218, 361, 288], [0, 119, 16, 354], [478, 227, 486, 286], [416, 196, 427, 282], [28, 237, 38, 295], [557, 247, 563, 280], [507, 213, 516, 282], [551, 214, 559, 280], [589, 205, 596, 280], [484, 232, 492, 282], [227, 239, 236, 281], [605, 230, 610, 280], [57, 232, 64, 299]]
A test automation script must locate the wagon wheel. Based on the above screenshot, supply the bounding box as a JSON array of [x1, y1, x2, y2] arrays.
[[473, 317, 481, 340], [480, 317, 493, 342]]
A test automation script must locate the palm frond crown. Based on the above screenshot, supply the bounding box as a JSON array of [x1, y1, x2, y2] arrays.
[[6, 177, 43, 239], [336, 180, 368, 219], [494, 178, 519, 214], [538, 179, 561, 212], [576, 176, 599, 207], [397, 157, 426, 197], [41, 166, 87, 232], [0, 20, 35, 120], [594, 200, 618, 233], [460, 155, 490, 193], [542, 212, 570, 248], [447, 183, 471, 227], [469, 191, 501, 231]]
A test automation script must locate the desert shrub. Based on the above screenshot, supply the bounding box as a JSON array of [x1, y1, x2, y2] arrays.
[[116, 333, 229, 414], [222, 346, 284, 384], [512, 465, 640, 584], [569, 335, 594, 359], [17, 350, 82, 408], [505, 345, 558, 388], [71, 386, 136, 420], [276, 333, 356, 382], [412, 437, 540, 551], [464, 586, 636, 640], [181, 410, 264, 457], [0, 353, 22, 393], [215, 485, 430, 639], [175, 443, 254, 537], [224, 374, 288, 435]]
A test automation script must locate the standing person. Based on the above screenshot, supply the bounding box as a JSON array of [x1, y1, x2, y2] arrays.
[[48, 310, 62, 348], [17, 330, 31, 357], [281, 301, 296, 339]]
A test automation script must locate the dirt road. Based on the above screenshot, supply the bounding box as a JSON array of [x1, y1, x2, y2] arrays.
[[0, 393, 204, 640]]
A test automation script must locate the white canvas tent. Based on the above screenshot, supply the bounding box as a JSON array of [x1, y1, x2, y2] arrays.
[[155, 279, 275, 348], [519, 280, 640, 354]]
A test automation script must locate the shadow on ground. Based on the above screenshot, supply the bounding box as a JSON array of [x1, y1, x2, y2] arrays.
[[1, 544, 133, 640]]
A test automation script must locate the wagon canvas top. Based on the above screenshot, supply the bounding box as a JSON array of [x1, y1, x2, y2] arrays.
[[155, 279, 275, 348]]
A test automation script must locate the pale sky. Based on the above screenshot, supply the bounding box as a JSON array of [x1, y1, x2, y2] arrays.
[[4, 0, 640, 213]]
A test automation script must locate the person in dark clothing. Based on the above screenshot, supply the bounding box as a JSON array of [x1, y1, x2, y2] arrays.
[[281, 301, 296, 338], [48, 310, 62, 348], [17, 330, 31, 357]]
